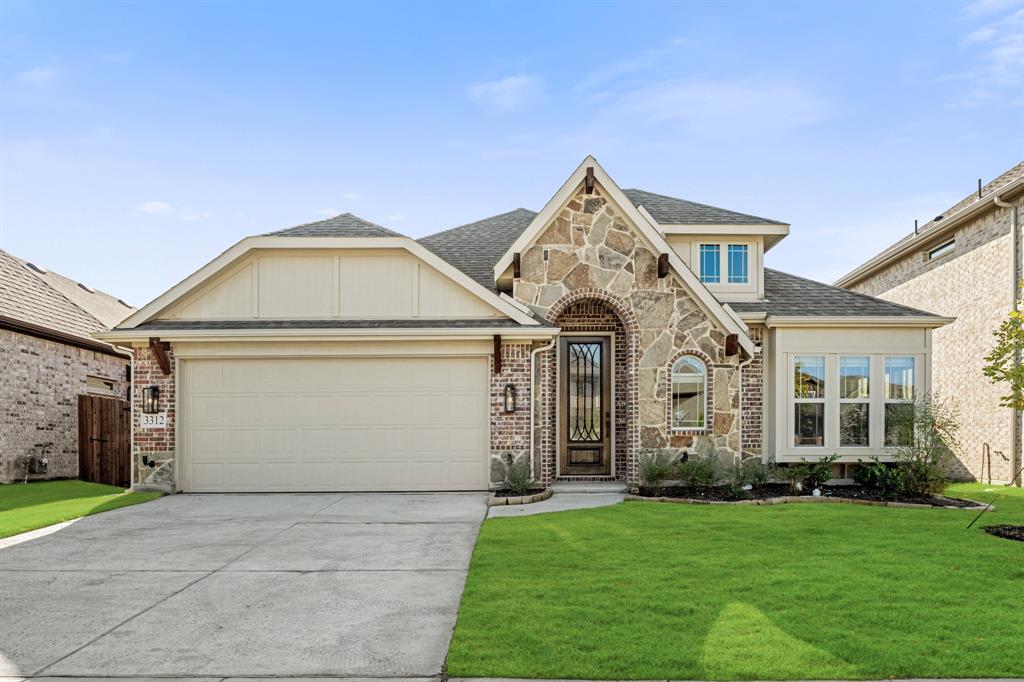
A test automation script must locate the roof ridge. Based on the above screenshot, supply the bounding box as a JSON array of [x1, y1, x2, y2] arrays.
[[622, 188, 786, 225], [765, 267, 938, 317], [267, 211, 404, 237], [0, 248, 108, 333]]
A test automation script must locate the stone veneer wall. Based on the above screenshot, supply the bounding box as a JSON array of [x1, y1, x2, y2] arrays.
[[512, 185, 742, 488], [849, 194, 1023, 482], [131, 342, 176, 487], [0, 329, 129, 483], [489, 342, 533, 484], [741, 325, 765, 456]]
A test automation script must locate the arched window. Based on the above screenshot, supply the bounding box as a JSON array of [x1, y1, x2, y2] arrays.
[[671, 356, 707, 430]]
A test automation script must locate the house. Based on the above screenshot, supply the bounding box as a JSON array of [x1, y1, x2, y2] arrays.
[[837, 161, 1024, 485], [0, 248, 134, 483], [96, 157, 950, 493]]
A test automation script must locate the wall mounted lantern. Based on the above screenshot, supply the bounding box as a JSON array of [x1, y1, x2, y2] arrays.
[[503, 383, 517, 413], [142, 385, 160, 414]]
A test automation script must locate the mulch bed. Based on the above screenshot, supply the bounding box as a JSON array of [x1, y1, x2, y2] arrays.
[[637, 483, 980, 508], [983, 525, 1024, 542]]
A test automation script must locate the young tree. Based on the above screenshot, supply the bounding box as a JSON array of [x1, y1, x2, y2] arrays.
[[983, 297, 1024, 411]]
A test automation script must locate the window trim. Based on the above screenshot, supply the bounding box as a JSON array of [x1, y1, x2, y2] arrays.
[[669, 354, 709, 432], [727, 244, 750, 284], [699, 244, 721, 284], [884, 355, 917, 448], [792, 354, 826, 448]]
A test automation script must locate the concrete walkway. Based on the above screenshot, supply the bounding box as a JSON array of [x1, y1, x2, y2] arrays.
[[488, 491, 625, 517], [0, 492, 486, 679]]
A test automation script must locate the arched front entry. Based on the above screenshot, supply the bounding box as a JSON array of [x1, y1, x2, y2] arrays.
[[541, 290, 639, 486]]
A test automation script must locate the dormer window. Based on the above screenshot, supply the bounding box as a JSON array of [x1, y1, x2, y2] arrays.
[[728, 244, 749, 284], [699, 244, 720, 283]]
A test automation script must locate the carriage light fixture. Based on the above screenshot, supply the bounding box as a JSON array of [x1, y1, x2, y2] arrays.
[[142, 385, 160, 414], [503, 383, 517, 413]]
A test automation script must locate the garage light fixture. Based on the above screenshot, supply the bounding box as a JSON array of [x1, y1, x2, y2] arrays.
[[503, 383, 517, 413], [142, 386, 160, 414]]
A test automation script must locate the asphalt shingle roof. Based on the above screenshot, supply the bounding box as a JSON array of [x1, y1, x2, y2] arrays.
[[0, 249, 134, 338], [267, 212, 404, 238], [623, 189, 786, 226], [418, 208, 537, 290], [729, 269, 941, 318]]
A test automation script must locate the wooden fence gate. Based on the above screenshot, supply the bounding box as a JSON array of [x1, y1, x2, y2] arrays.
[[78, 394, 131, 488]]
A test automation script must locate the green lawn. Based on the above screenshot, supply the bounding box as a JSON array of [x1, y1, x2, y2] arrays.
[[0, 480, 161, 538], [448, 482, 1024, 680]]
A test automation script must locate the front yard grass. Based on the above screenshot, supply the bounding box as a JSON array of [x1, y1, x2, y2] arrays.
[[0, 480, 160, 538], [447, 482, 1024, 680]]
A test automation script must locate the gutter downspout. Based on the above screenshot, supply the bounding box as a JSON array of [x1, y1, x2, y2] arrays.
[[993, 194, 1021, 486], [530, 338, 557, 483]]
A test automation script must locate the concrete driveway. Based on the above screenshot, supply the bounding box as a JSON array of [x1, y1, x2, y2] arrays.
[[0, 492, 486, 679]]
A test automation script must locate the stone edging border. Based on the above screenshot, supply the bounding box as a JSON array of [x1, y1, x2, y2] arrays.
[[488, 487, 554, 507], [624, 494, 992, 511]]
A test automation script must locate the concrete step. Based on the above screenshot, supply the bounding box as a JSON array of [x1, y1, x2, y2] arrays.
[[551, 481, 627, 494]]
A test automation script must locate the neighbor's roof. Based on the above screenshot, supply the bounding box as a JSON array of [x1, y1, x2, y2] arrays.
[[266, 212, 404, 238], [730, 269, 942, 318], [0, 248, 135, 339], [835, 161, 1024, 288], [622, 189, 786, 226], [418, 208, 538, 290]]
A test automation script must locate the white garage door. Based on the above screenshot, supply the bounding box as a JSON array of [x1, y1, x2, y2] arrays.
[[179, 356, 489, 492]]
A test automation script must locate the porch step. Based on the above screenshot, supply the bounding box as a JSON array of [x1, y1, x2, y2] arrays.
[[551, 481, 627, 494]]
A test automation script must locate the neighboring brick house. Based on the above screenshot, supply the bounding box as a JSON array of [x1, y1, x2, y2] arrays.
[[99, 156, 950, 493], [837, 162, 1024, 485], [0, 248, 134, 483]]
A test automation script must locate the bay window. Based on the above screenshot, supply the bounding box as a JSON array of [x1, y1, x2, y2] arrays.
[[793, 355, 825, 446], [839, 356, 870, 446], [884, 357, 916, 446]]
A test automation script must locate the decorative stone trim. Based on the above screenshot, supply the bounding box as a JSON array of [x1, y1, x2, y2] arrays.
[[488, 487, 554, 507], [624, 494, 992, 510], [547, 288, 640, 333], [665, 348, 715, 436]]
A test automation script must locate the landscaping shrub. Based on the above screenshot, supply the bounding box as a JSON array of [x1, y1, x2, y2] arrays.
[[501, 453, 532, 496], [640, 449, 675, 491], [853, 458, 904, 500], [674, 440, 722, 487], [781, 454, 838, 492]]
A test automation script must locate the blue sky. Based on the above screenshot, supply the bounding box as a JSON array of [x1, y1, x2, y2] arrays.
[[1, 0, 1021, 306]]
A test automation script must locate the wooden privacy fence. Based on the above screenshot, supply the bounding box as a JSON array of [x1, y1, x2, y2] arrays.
[[78, 394, 131, 488]]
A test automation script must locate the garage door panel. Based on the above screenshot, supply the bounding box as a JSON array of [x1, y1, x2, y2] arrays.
[[182, 356, 489, 492]]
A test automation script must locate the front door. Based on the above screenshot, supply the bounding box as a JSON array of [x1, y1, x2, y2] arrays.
[[560, 336, 612, 476]]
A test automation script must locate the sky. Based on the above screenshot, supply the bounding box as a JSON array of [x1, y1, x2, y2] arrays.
[[1, 0, 1022, 306]]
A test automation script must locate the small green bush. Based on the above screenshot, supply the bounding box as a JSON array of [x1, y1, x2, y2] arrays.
[[640, 450, 675, 491], [501, 454, 532, 496], [781, 454, 837, 491], [674, 442, 721, 487], [854, 457, 904, 500]]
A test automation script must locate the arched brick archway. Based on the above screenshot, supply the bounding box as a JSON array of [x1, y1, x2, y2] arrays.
[[540, 290, 640, 486]]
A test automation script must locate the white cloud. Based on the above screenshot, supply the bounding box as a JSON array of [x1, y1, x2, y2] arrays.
[[137, 201, 173, 215], [964, 26, 999, 42], [961, 0, 1020, 18], [946, 5, 1023, 106], [574, 37, 694, 94], [314, 208, 339, 218], [342, 192, 360, 201], [387, 214, 407, 222], [613, 78, 833, 132], [17, 66, 56, 85], [467, 75, 546, 111]]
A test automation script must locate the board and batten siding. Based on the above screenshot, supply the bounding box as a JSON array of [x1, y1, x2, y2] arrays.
[[159, 249, 504, 320], [767, 326, 931, 462]]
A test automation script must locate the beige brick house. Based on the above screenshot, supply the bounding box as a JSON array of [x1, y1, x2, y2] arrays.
[[837, 162, 1024, 485], [98, 156, 950, 493], [0, 248, 134, 483]]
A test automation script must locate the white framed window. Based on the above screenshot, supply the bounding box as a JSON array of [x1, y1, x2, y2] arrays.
[[839, 356, 870, 447], [793, 355, 825, 446], [927, 239, 955, 261], [727, 244, 749, 284], [671, 356, 707, 430], [699, 244, 720, 284], [884, 356, 916, 446]]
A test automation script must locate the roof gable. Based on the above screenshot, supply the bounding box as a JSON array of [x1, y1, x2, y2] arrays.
[[622, 188, 785, 225], [267, 213, 404, 238]]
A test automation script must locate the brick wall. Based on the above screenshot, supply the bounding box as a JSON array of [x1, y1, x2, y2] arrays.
[[849, 194, 1023, 481], [131, 342, 176, 486], [489, 342, 533, 484], [741, 324, 765, 456], [0, 329, 129, 483]]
